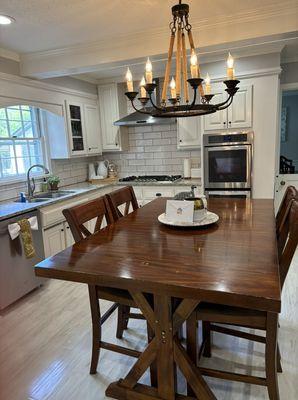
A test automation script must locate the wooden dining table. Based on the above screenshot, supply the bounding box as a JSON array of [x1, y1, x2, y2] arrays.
[[35, 197, 281, 400]]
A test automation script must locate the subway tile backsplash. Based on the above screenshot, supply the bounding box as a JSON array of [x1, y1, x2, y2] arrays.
[[0, 124, 200, 202], [103, 123, 201, 177]]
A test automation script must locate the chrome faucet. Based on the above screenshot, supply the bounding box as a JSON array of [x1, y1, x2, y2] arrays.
[[27, 164, 49, 199]]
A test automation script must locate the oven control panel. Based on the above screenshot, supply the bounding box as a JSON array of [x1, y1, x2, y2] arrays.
[[208, 133, 247, 144], [203, 131, 253, 146]]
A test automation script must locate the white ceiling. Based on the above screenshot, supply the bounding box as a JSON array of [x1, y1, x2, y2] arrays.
[[0, 0, 296, 54], [0, 0, 297, 79]]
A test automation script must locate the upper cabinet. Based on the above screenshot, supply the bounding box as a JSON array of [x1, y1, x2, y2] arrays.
[[226, 85, 252, 129], [204, 88, 227, 131], [177, 116, 202, 149], [204, 83, 253, 131], [65, 101, 87, 156], [98, 83, 128, 152], [45, 99, 102, 158], [84, 104, 102, 154]]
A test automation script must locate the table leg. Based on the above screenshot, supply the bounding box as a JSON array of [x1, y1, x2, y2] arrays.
[[155, 294, 175, 399], [106, 291, 217, 400]]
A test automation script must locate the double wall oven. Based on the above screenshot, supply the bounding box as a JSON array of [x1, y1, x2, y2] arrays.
[[203, 131, 253, 198]]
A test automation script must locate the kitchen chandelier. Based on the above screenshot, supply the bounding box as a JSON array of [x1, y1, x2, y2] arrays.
[[124, 0, 240, 118]]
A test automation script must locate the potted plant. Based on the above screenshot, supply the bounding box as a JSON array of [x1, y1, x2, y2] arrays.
[[47, 175, 60, 191]]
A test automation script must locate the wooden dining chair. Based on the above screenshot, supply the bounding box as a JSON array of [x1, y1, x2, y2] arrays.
[[186, 199, 298, 400], [276, 185, 297, 233], [105, 186, 141, 336], [62, 197, 145, 375], [105, 186, 139, 221]]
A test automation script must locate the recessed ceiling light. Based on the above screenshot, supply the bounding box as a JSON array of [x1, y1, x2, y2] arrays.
[[0, 15, 15, 25]]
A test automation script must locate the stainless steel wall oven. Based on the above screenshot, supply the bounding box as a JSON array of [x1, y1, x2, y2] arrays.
[[203, 131, 253, 198]]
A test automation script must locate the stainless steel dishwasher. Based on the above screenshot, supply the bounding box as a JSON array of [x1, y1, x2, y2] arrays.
[[0, 210, 44, 310]]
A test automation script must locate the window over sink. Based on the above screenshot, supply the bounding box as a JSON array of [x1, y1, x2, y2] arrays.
[[0, 105, 47, 180]]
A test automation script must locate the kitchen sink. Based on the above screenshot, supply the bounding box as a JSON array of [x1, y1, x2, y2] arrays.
[[14, 190, 76, 203], [34, 190, 76, 199], [14, 198, 49, 203]]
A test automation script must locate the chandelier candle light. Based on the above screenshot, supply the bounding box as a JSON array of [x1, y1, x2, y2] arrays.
[[124, 0, 240, 118]]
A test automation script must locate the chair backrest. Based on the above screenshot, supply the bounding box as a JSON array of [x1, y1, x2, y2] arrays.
[[105, 186, 138, 221], [276, 185, 298, 233], [278, 199, 298, 290], [62, 196, 113, 243]]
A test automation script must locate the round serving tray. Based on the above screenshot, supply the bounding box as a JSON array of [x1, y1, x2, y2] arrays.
[[158, 211, 219, 228]]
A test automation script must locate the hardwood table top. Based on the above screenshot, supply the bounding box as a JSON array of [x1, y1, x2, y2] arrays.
[[35, 198, 281, 313]]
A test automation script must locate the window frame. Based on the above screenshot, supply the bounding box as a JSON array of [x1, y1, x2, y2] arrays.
[[0, 106, 50, 183]]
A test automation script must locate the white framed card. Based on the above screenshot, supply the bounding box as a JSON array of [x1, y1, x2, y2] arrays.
[[165, 200, 194, 223]]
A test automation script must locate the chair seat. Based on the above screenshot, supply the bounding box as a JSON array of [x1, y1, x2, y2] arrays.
[[196, 302, 267, 329], [96, 286, 136, 307]]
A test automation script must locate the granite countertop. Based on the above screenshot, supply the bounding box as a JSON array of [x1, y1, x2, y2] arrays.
[[0, 182, 114, 222], [0, 178, 202, 221]]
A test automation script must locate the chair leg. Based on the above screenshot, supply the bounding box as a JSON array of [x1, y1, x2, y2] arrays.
[[202, 321, 212, 358], [277, 343, 282, 373], [265, 312, 280, 400], [116, 305, 125, 339], [186, 312, 197, 396], [116, 305, 130, 339], [123, 306, 130, 330], [88, 285, 101, 375]]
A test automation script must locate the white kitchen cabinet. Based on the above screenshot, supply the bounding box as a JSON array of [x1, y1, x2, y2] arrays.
[[65, 100, 87, 156], [43, 222, 75, 258], [84, 104, 102, 155], [43, 223, 65, 258], [45, 100, 102, 158], [98, 83, 128, 152], [227, 85, 252, 129], [64, 222, 75, 247], [204, 84, 253, 131], [204, 86, 227, 131], [177, 116, 202, 149]]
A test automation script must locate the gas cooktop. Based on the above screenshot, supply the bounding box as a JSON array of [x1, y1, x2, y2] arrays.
[[119, 175, 182, 183]]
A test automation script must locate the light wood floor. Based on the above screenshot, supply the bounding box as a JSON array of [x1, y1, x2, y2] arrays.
[[1, 252, 297, 400]]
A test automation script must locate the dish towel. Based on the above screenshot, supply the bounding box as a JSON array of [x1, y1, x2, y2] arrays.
[[8, 217, 38, 259]]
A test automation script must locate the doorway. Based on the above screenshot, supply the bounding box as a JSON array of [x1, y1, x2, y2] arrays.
[[275, 86, 298, 209]]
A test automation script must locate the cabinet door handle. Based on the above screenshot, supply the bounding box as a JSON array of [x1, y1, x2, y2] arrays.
[[179, 139, 182, 143], [228, 121, 232, 125], [223, 121, 226, 125], [156, 193, 162, 197], [61, 229, 64, 232], [89, 147, 91, 150], [280, 181, 286, 186]]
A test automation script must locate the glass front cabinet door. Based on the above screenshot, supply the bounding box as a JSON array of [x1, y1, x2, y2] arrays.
[[65, 101, 87, 156]]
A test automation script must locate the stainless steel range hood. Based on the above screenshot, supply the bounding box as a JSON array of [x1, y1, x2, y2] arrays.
[[114, 77, 176, 126], [114, 110, 175, 126]]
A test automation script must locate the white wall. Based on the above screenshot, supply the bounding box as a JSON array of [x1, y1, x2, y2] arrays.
[[247, 74, 280, 198]]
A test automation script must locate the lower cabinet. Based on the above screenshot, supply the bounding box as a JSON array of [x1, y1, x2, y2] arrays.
[[65, 223, 75, 247], [43, 222, 76, 258], [43, 223, 66, 258], [134, 185, 202, 206]]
